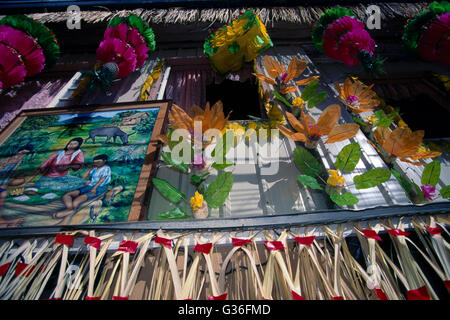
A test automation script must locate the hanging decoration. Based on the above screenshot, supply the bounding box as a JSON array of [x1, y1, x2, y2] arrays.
[[312, 7, 385, 77], [204, 9, 273, 74], [72, 14, 156, 101], [0, 15, 60, 92], [402, 1, 450, 67]]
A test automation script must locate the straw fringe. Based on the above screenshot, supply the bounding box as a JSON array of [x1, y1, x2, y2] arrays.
[[0, 3, 428, 26], [0, 215, 448, 300]]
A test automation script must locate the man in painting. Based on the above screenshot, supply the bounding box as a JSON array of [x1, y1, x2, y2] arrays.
[[53, 154, 111, 224], [35, 137, 86, 193], [0, 145, 34, 227]]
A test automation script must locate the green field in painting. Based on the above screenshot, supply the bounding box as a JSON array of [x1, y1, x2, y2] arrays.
[[0, 107, 159, 226]]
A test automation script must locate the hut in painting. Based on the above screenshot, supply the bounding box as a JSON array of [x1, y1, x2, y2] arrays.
[[0, 0, 448, 302]]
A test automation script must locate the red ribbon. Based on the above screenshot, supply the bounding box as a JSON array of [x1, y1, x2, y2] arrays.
[[207, 293, 228, 300], [154, 236, 173, 249], [291, 290, 306, 300], [55, 234, 74, 246], [293, 236, 316, 246], [426, 226, 443, 236], [406, 286, 430, 300], [386, 229, 410, 237], [84, 236, 101, 250], [0, 263, 11, 276], [194, 242, 213, 254], [231, 238, 252, 247], [112, 296, 129, 300], [333, 296, 344, 300], [444, 280, 450, 292], [117, 240, 138, 254], [85, 296, 101, 300], [375, 288, 388, 300], [361, 229, 382, 241], [15, 263, 35, 277], [264, 241, 285, 251]]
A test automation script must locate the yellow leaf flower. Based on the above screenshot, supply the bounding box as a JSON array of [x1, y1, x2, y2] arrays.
[[292, 97, 305, 108], [327, 169, 345, 187], [190, 191, 204, 211]]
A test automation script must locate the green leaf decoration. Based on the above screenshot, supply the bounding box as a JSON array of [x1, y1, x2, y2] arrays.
[[212, 162, 234, 171], [155, 207, 190, 220], [391, 168, 412, 194], [421, 161, 441, 186], [351, 114, 367, 127], [301, 79, 319, 101], [353, 168, 391, 189], [272, 90, 292, 107], [330, 192, 359, 206], [440, 185, 450, 199], [161, 151, 189, 173], [190, 173, 210, 185], [413, 182, 426, 202], [204, 172, 234, 208], [334, 143, 361, 173], [373, 110, 398, 128], [296, 174, 323, 190], [306, 91, 327, 108], [293, 147, 322, 177], [152, 178, 186, 204]]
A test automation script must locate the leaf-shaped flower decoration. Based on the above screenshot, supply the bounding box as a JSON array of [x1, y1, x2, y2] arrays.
[[335, 77, 380, 113], [373, 126, 442, 165], [253, 55, 319, 94], [277, 104, 359, 147]]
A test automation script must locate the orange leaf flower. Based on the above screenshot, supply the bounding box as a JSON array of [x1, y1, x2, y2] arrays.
[[373, 126, 440, 164], [277, 104, 359, 146], [168, 101, 231, 145], [335, 77, 380, 113], [253, 56, 318, 88]]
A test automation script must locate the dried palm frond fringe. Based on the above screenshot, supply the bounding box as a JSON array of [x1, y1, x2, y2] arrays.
[[0, 3, 428, 27], [0, 215, 448, 300]]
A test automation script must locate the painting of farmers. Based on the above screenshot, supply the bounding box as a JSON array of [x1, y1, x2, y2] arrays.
[[0, 101, 170, 228]]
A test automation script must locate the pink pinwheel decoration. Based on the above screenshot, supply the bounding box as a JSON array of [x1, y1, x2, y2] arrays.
[[103, 24, 149, 69], [322, 16, 375, 66], [418, 13, 450, 68], [0, 43, 27, 89], [96, 38, 137, 78], [0, 25, 45, 77]]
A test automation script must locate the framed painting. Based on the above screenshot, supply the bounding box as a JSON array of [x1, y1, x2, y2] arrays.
[[0, 100, 171, 228]]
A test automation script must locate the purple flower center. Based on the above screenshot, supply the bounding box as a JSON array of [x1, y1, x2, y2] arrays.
[[421, 184, 436, 201], [347, 95, 359, 105], [280, 73, 288, 82]]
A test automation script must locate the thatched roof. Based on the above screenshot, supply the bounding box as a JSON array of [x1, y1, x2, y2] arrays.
[[0, 3, 427, 26]]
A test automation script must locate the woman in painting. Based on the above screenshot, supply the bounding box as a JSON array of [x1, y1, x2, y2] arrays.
[[0, 145, 33, 227], [35, 137, 86, 193]]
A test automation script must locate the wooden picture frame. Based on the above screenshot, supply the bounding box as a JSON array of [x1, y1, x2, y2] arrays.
[[0, 100, 171, 227]]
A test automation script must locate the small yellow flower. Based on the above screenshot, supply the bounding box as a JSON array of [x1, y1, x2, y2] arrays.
[[364, 114, 377, 125], [327, 170, 345, 187], [190, 191, 204, 211], [292, 97, 305, 108], [221, 122, 246, 137], [247, 122, 258, 130]]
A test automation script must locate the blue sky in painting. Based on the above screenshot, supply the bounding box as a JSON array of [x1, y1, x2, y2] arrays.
[[57, 107, 160, 123]]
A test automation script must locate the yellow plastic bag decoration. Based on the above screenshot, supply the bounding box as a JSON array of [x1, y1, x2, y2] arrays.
[[204, 10, 272, 74]]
